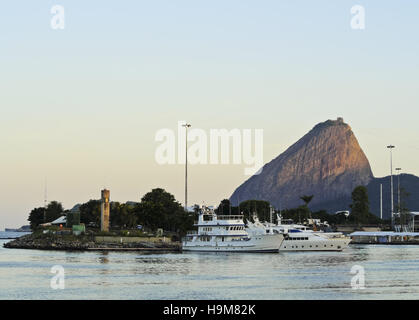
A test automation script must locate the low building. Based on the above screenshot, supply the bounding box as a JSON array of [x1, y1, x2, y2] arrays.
[[40, 215, 66, 227], [350, 231, 419, 244]]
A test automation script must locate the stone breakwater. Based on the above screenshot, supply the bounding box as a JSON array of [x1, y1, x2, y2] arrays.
[[3, 234, 181, 252]]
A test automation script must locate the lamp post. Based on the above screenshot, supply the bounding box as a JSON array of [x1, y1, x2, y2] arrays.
[[380, 183, 383, 220], [183, 123, 191, 211], [395, 168, 402, 213], [387, 145, 395, 229], [396, 167, 402, 227]]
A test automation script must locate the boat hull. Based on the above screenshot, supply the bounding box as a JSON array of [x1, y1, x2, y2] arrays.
[[279, 237, 351, 252], [182, 234, 283, 253]]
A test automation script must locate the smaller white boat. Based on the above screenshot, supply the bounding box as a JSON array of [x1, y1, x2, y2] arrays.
[[246, 214, 351, 252], [182, 206, 284, 252]]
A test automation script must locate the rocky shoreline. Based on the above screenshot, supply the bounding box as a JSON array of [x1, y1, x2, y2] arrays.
[[3, 234, 182, 252]]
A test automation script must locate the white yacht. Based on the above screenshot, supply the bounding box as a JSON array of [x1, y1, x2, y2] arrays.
[[247, 214, 351, 252], [182, 206, 284, 252]]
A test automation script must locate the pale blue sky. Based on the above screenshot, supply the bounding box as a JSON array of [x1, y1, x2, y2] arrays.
[[1, 1, 419, 227]]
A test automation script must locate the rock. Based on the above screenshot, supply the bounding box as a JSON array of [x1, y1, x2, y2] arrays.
[[230, 118, 373, 211]]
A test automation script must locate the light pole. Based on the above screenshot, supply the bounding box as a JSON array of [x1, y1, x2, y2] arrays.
[[395, 168, 402, 213], [380, 183, 383, 220], [387, 145, 395, 229], [396, 167, 402, 226], [183, 123, 191, 211]]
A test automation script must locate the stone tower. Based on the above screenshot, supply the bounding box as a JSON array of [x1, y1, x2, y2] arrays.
[[101, 189, 110, 232]]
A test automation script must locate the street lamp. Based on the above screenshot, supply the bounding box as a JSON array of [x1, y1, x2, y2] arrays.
[[387, 145, 395, 229], [183, 123, 191, 211], [396, 167, 402, 229], [395, 167, 402, 214]]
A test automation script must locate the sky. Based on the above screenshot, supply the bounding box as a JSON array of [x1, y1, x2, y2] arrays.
[[1, 1, 419, 228]]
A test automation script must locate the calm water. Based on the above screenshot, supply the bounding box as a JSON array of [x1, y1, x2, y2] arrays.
[[0, 231, 31, 239], [1, 237, 419, 299]]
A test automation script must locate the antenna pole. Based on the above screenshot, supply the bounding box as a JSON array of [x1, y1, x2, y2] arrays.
[[44, 178, 47, 223]]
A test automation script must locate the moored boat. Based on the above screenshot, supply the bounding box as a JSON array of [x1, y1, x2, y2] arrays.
[[246, 214, 351, 252], [182, 206, 284, 252]]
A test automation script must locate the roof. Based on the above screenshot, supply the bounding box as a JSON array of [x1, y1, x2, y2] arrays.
[[50, 216, 66, 225], [393, 212, 419, 216], [350, 231, 419, 237]]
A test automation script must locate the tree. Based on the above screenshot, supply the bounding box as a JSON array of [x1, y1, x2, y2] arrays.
[[79, 200, 101, 226], [299, 195, 314, 224], [45, 201, 64, 222], [27, 201, 64, 229], [28, 207, 45, 229], [300, 195, 314, 207], [396, 187, 411, 227], [349, 186, 381, 225], [238, 200, 271, 222], [134, 188, 193, 235], [349, 186, 369, 224], [111, 202, 138, 229], [216, 199, 234, 215]]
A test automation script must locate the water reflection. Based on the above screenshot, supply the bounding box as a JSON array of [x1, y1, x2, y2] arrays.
[[2, 239, 419, 299], [98, 256, 109, 264]]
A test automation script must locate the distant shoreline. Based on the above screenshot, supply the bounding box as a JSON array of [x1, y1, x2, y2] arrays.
[[0, 231, 32, 240]]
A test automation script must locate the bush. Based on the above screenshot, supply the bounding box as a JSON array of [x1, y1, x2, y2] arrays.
[[94, 231, 117, 236]]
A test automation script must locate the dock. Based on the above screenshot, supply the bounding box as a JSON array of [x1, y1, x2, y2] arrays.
[[350, 231, 419, 244]]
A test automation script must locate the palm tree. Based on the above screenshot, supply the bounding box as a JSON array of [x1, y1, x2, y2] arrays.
[[300, 195, 315, 230], [300, 195, 314, 207]]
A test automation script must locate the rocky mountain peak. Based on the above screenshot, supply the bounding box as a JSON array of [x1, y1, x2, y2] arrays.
[[230, 118, 374, 211]]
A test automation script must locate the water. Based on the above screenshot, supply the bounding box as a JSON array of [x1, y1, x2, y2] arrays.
[[0, 231, 31, 239], [1, 238, 419, 299]]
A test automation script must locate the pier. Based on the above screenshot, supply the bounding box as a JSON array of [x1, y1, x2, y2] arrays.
[[350, 231, 419, 244]]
